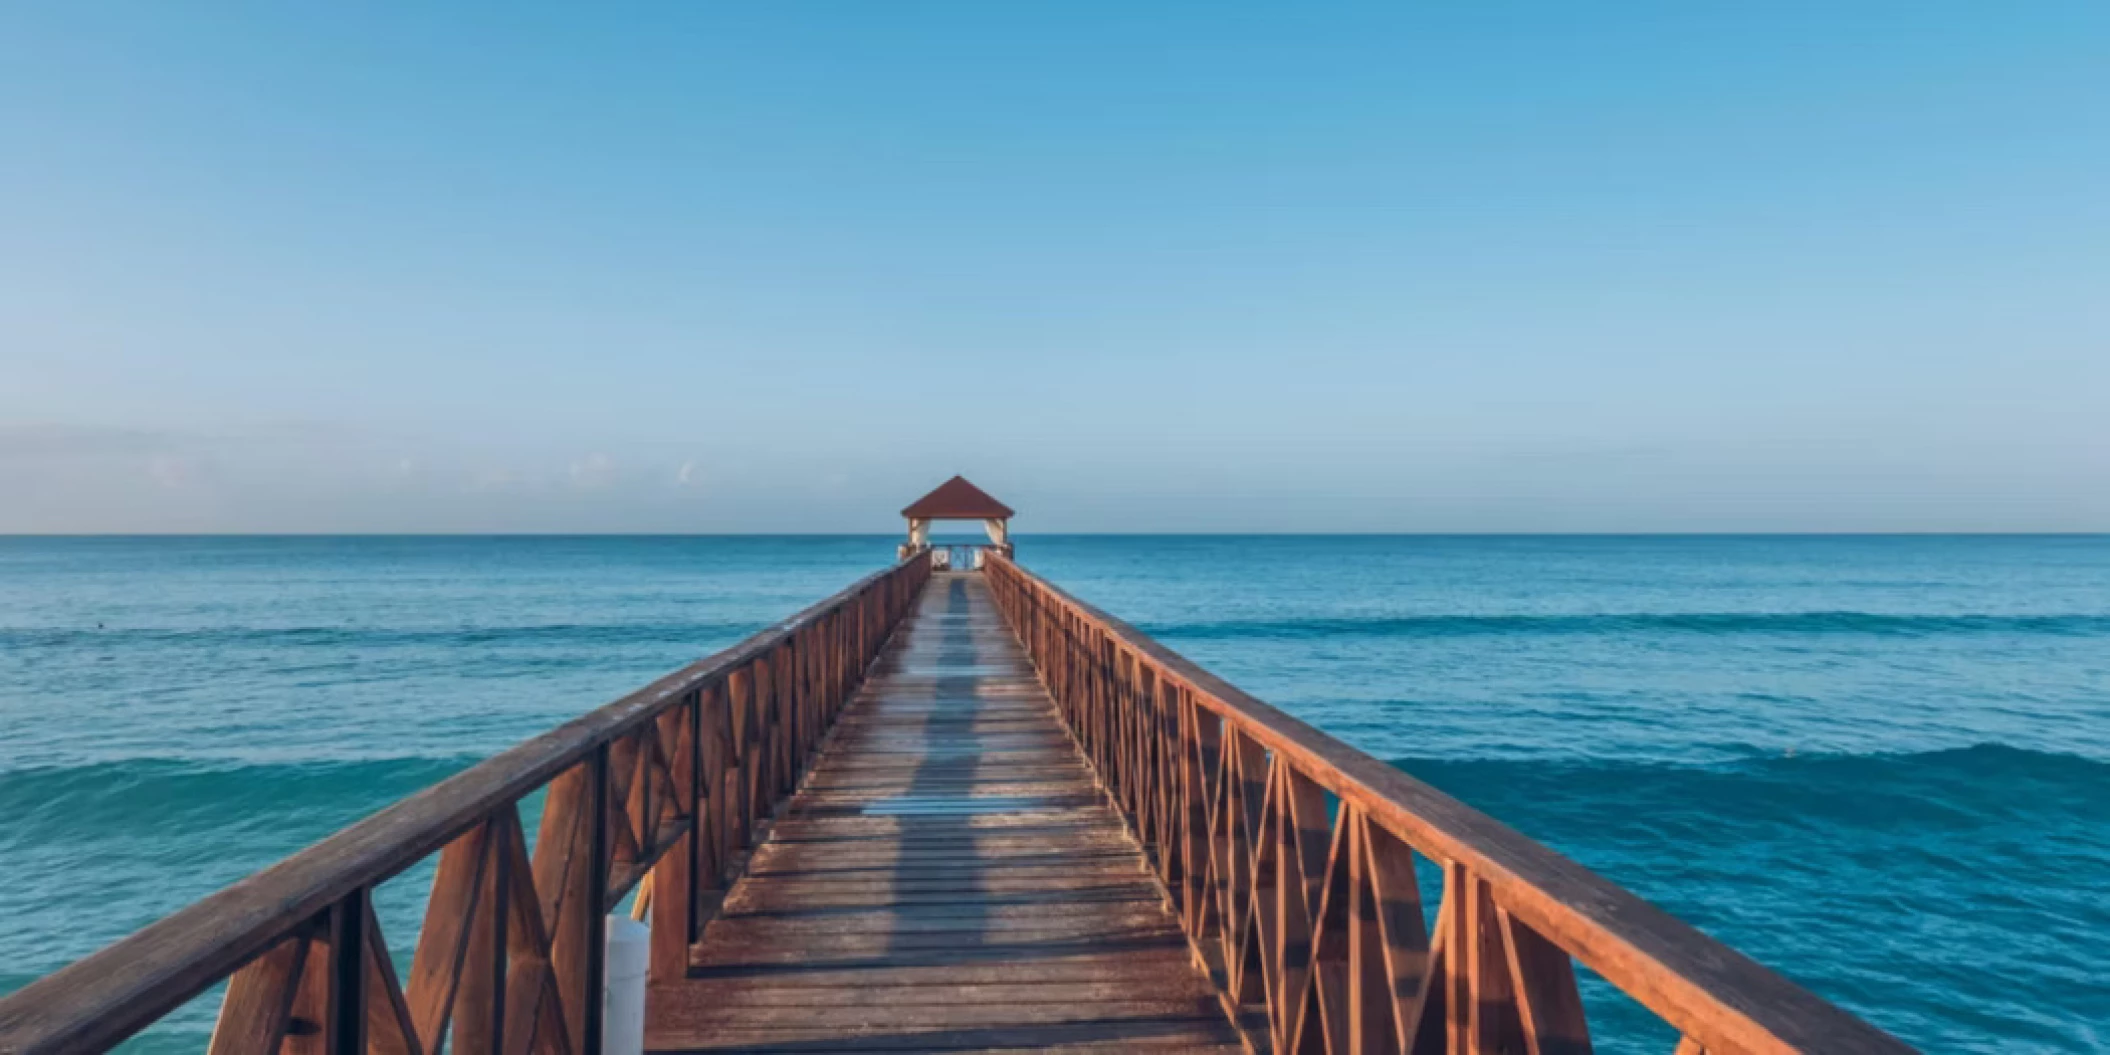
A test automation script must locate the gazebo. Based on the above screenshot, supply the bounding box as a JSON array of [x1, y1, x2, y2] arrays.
[[898, 476, 1015, 565]]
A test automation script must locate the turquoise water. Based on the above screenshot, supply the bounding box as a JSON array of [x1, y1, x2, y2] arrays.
[[3, 536, 2105, 1051]]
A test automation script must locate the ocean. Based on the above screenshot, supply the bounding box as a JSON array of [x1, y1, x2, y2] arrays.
[[1, 535, 2104, 1052]]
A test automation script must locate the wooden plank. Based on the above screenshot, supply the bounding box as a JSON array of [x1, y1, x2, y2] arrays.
[[661, 981, 1218, 1006], [661, 1000, 1225, 1029], [206, 935, 309, 1055], [1501, 907, 1594, 1055], [650, 1032, 1241, 1054], [686, 951, 1206, 983], [405, 824, 491, 1054], [726, 886, 1162, 912], [455, 817, 509, 1055], [748, 847, 1142, 870], [363, 906, 424, 1055], [652, 1019, 1240, 1052]]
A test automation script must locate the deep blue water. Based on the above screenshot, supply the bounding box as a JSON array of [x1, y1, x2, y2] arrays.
[[2, 535, 2105, 1051]]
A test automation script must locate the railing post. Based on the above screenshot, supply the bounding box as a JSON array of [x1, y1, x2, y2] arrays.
[[459, 813, 509, 1055], [649, 696, 698, 982], [696, 687, 713, 919], [696, 685, 727, 904], [324, 891, 367, 1055], [689, 685, 712, 930], [771, 643, 794, 795], [583, 745, 610, 1055], [752, 652, 776, 804], [1444, 861, 1471, 1055]]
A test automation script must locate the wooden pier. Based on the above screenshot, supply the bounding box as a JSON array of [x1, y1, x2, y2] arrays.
[[650, 573, 1240, 1051], [0, 481, 1917, 1055]]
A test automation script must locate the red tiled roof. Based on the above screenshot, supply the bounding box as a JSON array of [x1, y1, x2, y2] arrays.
[[902, 476, 1015, 519]]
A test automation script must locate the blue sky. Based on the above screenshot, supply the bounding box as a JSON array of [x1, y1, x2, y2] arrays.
[[3, 3, 2106, 532]]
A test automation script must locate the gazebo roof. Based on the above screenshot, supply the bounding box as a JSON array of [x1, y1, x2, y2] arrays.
[[902, 476, 1015, 520]]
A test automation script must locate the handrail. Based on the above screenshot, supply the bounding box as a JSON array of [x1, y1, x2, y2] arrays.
[[982, 554, 1913, 1055], [0, 555, 931, 1055], [929, 543, 1000, 571]]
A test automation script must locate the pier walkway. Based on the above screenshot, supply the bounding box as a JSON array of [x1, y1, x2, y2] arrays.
[[649, 573, 1239, 1052]]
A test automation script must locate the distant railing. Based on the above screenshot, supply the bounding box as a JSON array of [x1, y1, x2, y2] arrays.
[[0, 556, 930, 1055], [982, 554, 1913, 1055], [928, 543, 1007, 571]]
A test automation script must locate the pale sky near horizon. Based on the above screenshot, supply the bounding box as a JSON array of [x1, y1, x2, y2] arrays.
[[4, 3, 2107, 533]]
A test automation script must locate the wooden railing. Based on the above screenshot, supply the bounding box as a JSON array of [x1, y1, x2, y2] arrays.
[[982, 555, 1913, 1055], [0, 556, 930, 1055], [930, 544, 996, 571]]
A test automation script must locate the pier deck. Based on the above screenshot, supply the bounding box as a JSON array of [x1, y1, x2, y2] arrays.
[[646, 573, 1240, 1053]]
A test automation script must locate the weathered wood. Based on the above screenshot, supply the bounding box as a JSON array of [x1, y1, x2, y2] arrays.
[[363, 906, 422, 1055], [1362, 817, 1436, 1047], [1463, 867, 1525, 1055], [453, 813, 509, 1055], [1501, 906, 1593, 1055], [405, 823, 492, 1054], [285, 930, 329, 1055], [1293, 803, 1347, 1052], [205, 935, 309, 1055], [528, 765, 592, 1055], [1345, 813, 1394, 1053], [322, 893, 368, 1055], [493, 810, 568, 1055], [580, 746, 611, 1055], [648, 699, 698, 982], [651, 573, 1242, 1054]]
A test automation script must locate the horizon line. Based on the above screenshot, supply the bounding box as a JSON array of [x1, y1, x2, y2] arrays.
[[3, 531, 2107, 540]]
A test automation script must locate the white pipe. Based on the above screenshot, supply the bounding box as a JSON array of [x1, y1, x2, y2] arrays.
[[604, 915, 650, 1055]]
